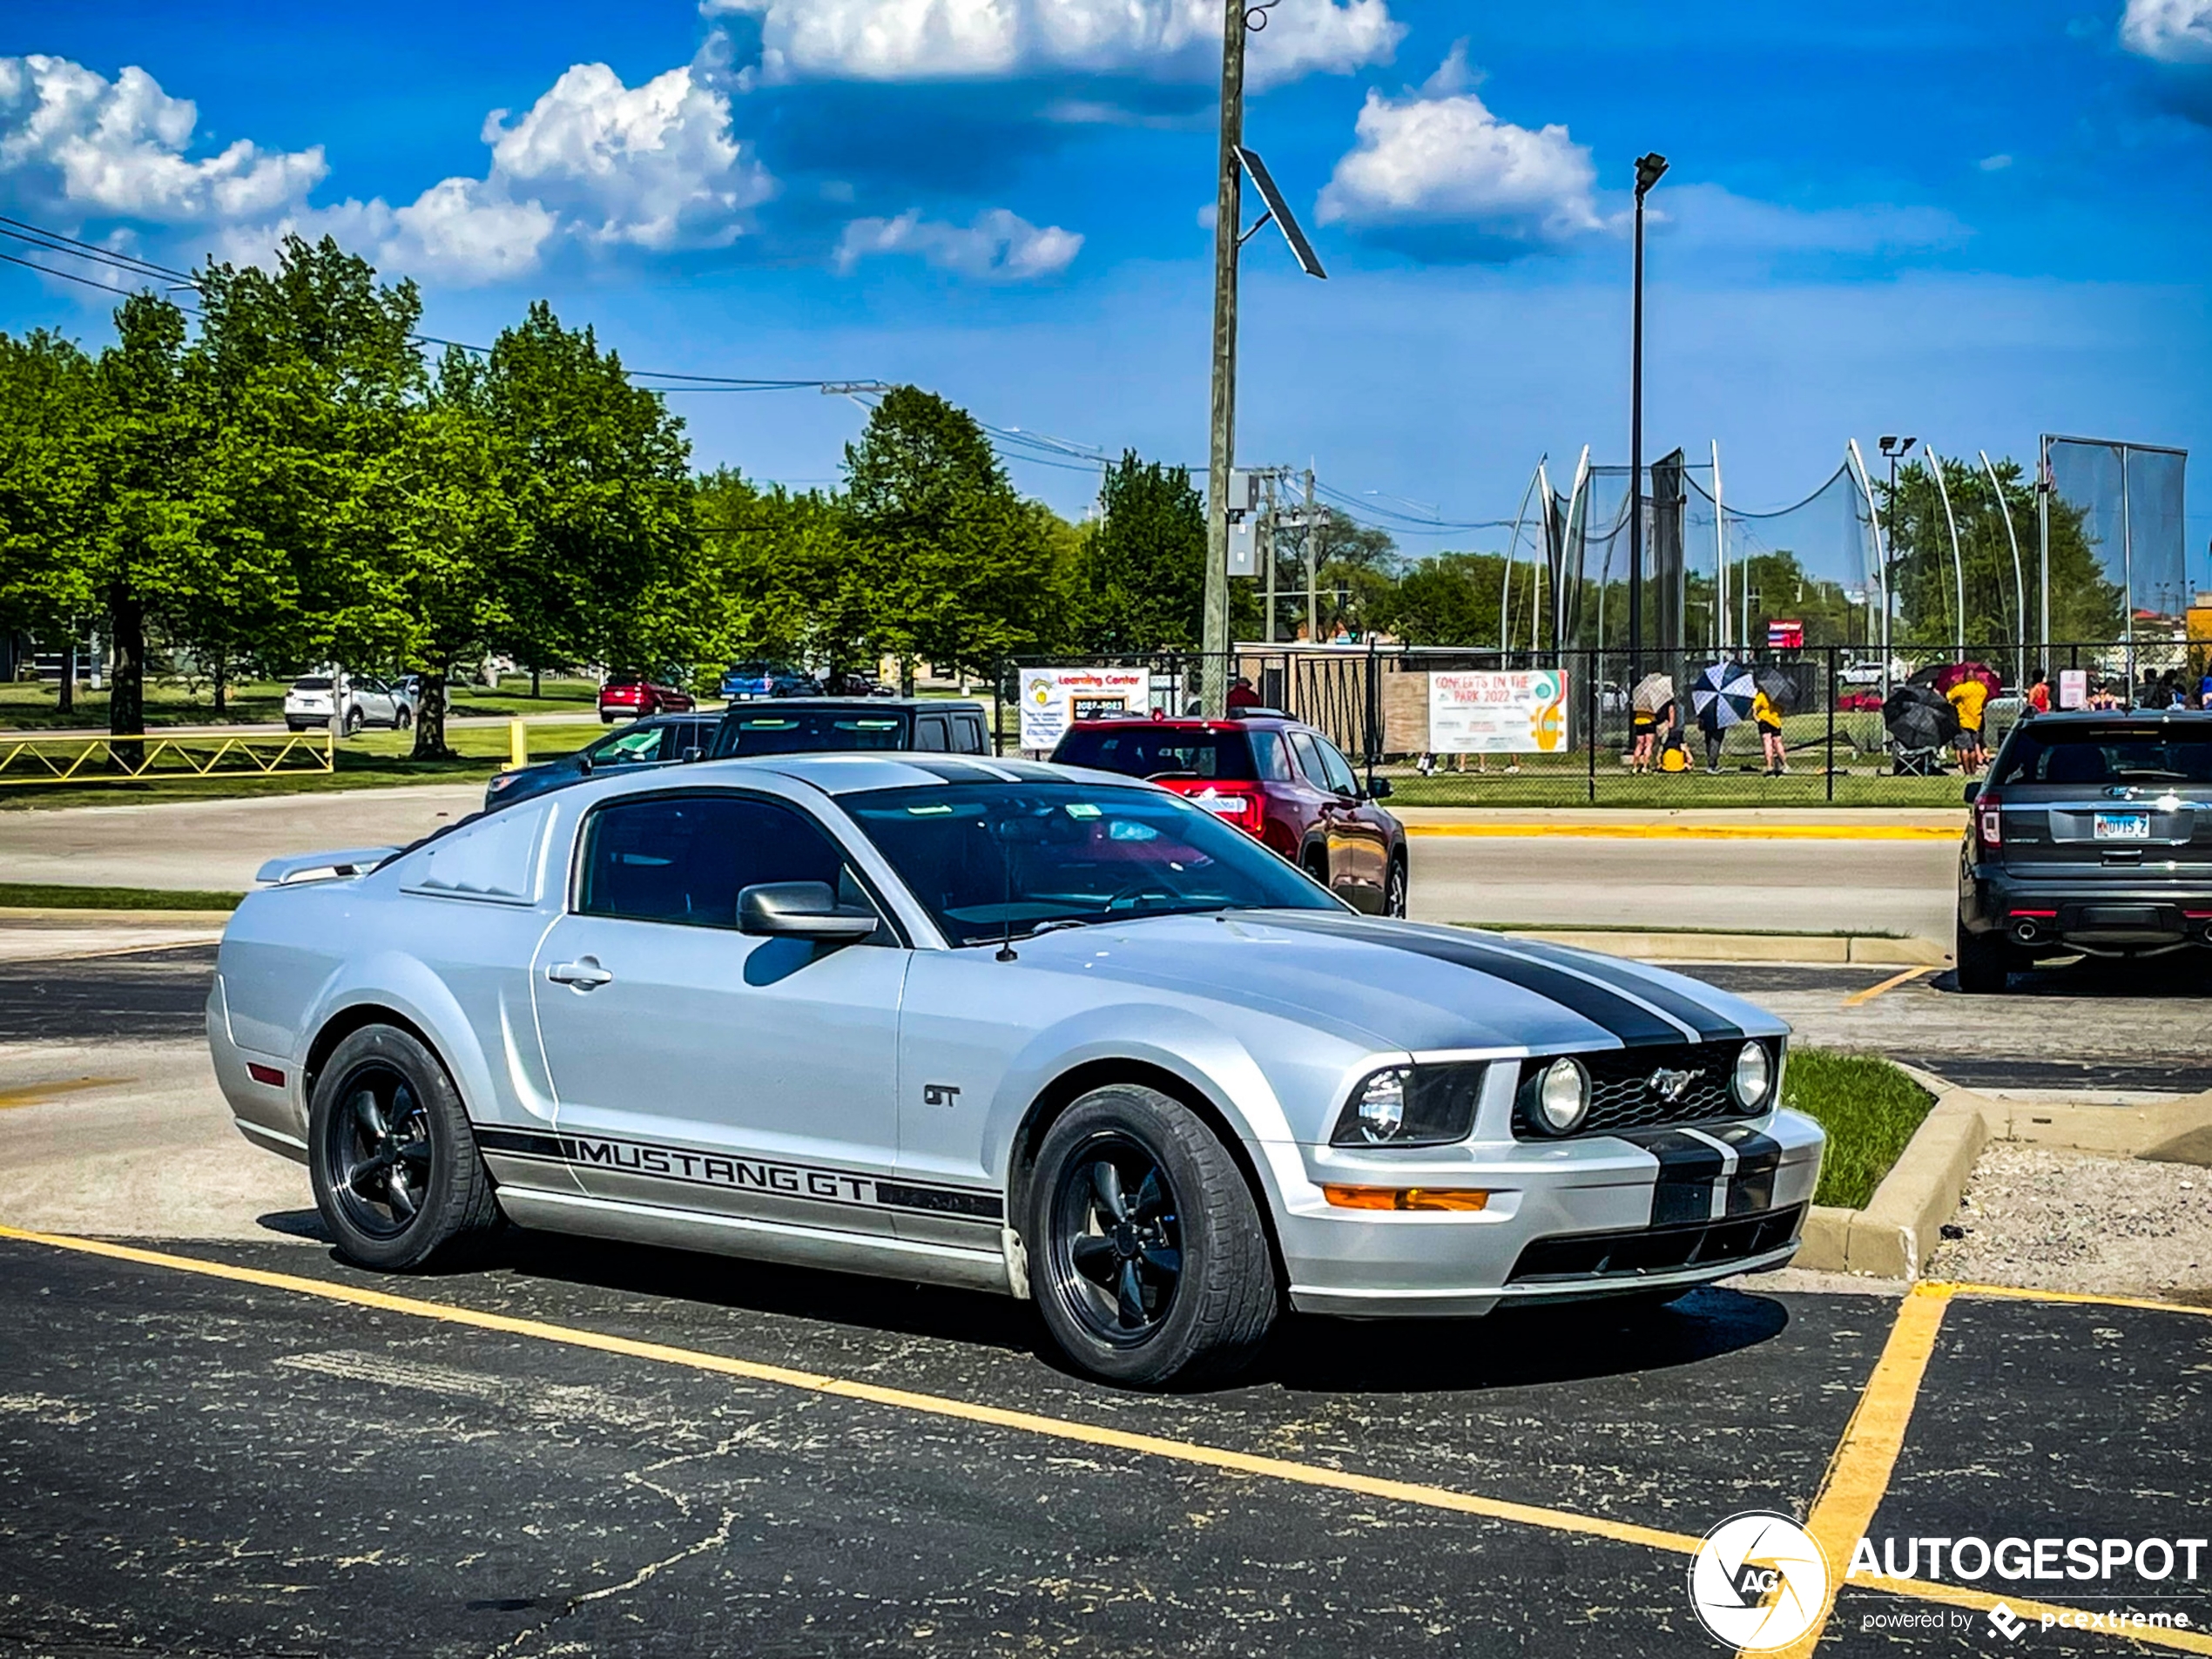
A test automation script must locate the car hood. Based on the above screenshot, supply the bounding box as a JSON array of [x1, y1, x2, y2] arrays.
[[1008, 909, 1783, 1055]]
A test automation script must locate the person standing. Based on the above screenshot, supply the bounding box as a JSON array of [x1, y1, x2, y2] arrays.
[[1946, 675, 1990, 774], [2027, 671, 2051, 715], [1753, 685, 1787, 775], [1630, 701, 1657, 772]]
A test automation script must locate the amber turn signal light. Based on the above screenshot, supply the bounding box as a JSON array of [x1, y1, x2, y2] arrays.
[[1321, 1184, 1489, 1212]]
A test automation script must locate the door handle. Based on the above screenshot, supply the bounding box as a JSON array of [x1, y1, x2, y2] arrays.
[[546, 958, 613, 988]]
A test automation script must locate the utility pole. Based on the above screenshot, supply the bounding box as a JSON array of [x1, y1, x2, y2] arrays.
[[1629, 152, 1667, 680], [1259, 471, 1279, 644], [1200, 0, 1245, 716], [1304, 466, 1320, 644]]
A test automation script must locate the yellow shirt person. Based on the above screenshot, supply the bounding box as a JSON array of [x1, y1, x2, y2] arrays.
[[1946, 678, 1988, 734]]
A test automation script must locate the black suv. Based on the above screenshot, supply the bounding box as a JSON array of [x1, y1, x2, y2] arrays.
[[1957, 709, 2212, 991], [711, 698, 989, 759]]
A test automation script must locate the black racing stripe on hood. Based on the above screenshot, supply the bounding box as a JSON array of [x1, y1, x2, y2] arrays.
[[1494, 935, 1746, 1043], [1254, 914, 1683, 1047], [897, 758, 1015, 784]]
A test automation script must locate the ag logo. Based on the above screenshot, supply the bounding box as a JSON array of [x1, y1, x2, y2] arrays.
[[1688, 1512, 1829, 1651]]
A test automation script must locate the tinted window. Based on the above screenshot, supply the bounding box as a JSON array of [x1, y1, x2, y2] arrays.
[[1050, 726, 1256, 780], [711, 711, 910, 758], [1994, 725, 2212, 786], [1313, 737, 1361, 797], [1286, 730, 1327, 787], [293, 677, 333, 691], [587, 725, 670, 766], [1247, 729, 1294, 781], [841, 782, 1338, 947], [914, 715, 950, 752], [577, 794, 852, 929], [952, 713, 988, 756]]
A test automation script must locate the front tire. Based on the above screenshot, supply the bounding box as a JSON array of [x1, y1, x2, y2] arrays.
[[1028, 1084, 1277, 1388], [395, 706, 412, 730], [1954, 920, 2016, 995], [1384, 853, 1409, 918], [342, 707, 364, 737], [307, 1025, 502, 1270]]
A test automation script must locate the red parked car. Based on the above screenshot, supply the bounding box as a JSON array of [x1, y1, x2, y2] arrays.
[[598, 672, 697, 723], [1050, 713, 1408, 916]]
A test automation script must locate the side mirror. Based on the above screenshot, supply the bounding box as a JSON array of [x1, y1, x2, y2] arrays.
[[738, 880, 880, 941], [577, 756, 592, 777], [1366, 777, 1393, 800], [1961, 780, 1980, 804]]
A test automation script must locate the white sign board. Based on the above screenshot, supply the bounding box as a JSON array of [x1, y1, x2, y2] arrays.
[[1018, 667, 1150, 752], [1428, 670, 1572, 754], [2058, 668, 2087, 710]]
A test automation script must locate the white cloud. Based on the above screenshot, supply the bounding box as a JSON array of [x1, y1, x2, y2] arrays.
[[2121, 0, 2212, 63], [1315, 47, 1602, 252], [1978, 152, 2013, 172], [1652, 183, 1970, 258], [834, 206, 1081, 279], [705, 0, 1401, 90], [0, 55, 325, 222]]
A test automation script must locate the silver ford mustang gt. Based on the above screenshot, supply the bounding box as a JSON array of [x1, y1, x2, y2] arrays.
[[210, 753, 1823, 1386]]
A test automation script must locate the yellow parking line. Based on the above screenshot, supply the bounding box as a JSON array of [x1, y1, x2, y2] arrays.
[[0, 1077, 132, 1113], [1943, 1280, 2212, 1320], [1840, 966, 1931, 1008], [1756, 1282, 1953, 1659], [0, 1224, 1703, 1558], [1402, 823, 1959, 841]]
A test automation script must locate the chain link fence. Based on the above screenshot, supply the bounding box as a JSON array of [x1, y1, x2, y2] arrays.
[[1000, 641, 2206, 807]]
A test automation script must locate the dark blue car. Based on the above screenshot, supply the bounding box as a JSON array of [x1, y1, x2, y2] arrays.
[[482, 714, 718, 813], [718, 660, 820, 701]]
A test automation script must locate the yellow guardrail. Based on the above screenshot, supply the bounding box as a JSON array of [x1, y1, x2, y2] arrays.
[[0, 730, 336, 785]]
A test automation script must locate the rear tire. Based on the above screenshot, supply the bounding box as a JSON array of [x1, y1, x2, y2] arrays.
[[1954, 921, 2016, 995], [1302, 846, 1331, 892], [308, 1024, 502, 1271], [395, 706, 412, 730], [343, 707, 364, 737], [1028, 1085, 1277, 1388]]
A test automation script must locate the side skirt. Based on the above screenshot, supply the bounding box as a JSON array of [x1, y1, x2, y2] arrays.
[[496, 1186, 1016, 1298]]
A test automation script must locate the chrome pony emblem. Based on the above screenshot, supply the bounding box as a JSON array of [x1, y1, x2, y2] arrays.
[[1646, 1067, 1702, 1103]]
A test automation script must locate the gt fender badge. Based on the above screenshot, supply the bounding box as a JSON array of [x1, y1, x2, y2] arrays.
[[922, 1083, 961, 1107]]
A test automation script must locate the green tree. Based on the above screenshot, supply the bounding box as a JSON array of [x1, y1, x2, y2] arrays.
[[842, 386, 1060, 682], [692, 469, 872, 677], [1372, 551, 1510, 646], [0, 330, 100, 705], [1078, 452, 1205, 652]]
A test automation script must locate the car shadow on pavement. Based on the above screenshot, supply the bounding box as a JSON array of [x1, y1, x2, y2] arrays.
[[1258, 1286, 1791, 1395], [1929, 953, 2212, 998]]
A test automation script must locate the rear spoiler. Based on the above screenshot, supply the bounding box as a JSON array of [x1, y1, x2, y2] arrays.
[[254, 846, 402, 886]]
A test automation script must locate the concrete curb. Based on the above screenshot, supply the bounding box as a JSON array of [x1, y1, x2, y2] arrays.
[[1793, 1072, 2212, 1280], [1481, 927, 1950, 967]]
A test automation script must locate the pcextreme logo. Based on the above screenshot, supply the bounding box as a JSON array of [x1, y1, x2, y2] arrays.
[[1689, 1512, 1831, 1651]]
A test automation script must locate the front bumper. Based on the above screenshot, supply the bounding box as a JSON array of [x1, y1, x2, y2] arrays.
[[1963, 866, 2212, 949], [1271, 1107, 1824, 1318]]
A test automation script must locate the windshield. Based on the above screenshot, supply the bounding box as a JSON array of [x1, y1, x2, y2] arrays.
[[713, 710, 909, 757], [1994, 725, 2212, 787], [1052, 725, 1256, 780], [840, 781, 1339, 946]]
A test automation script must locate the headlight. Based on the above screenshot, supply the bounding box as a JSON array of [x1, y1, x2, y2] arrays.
[[1528, 1056, 1590, 1136], [1732, 1041, 1773, 1109], [1330, 1063, 1485, 1148]]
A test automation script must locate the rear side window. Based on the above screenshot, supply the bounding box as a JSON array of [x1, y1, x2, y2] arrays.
[[1993, 726, 2212, 787], [1247, 729, 1294, 781], [953, 712, 988, 755], [577, 795, 849, 928], [1051, 727, 1256, 780], [914, 715, 950, 752]]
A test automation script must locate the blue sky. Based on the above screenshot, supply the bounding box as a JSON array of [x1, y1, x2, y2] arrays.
[[5, 0, 2211, 583]]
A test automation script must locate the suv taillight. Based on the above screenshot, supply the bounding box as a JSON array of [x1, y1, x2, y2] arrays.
[[1976, 794, 2001, 850], [1173, 783, 1265, 837]]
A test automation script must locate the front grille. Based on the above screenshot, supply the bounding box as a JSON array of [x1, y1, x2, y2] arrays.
[[1507, 1204, 1804, 1284], [1513, 1041, 1767, 1140]]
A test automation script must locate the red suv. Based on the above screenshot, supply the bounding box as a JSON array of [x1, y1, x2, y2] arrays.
[[1050, 714, 1408, 916], [598, 672, 697, 724]]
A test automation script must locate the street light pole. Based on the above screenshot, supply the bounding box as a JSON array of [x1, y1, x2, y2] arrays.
[[1199, 0, 1247, 718], [1628, 152, 1667, 679], [1878, 435, 1916, 703]]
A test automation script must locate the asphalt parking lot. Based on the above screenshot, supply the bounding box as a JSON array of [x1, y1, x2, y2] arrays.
[[3, 1227, 2208, 1657]]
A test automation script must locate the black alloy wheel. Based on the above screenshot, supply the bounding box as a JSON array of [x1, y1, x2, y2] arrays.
[[323, 1062, 433, 1239], [1027, 1084, 1278, 1387], [1050, 1133, 1184, 1345]]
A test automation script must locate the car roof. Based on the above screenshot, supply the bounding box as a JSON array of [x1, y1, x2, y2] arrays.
[[664, 752, 1080, 796], [717, 698, 978, 715], [2019, 708, 2212, 725]]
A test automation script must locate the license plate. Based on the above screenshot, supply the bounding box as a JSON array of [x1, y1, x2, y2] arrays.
[[2094, 812, 2149, 840]]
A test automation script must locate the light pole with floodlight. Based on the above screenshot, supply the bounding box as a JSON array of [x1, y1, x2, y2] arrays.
[[1628, 152, 1668, 679]]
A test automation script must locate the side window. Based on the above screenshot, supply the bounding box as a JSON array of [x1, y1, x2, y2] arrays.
[[593, 726, 668, 766], [953, 712, 987, 755], [1247, 730, 1293, 781], [1286, 730, 1327, 789], [914, 715, 950, 752], [1314, 738, 1361, 798], [577, 794, 856, 930]]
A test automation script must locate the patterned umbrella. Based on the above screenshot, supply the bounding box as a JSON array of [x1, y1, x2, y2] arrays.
[[1754, 666, 1802, 715], [1691, 661, 1757, 731], [1632, 673, 1675, 714]]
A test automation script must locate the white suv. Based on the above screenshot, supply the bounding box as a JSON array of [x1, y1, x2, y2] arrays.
[[284, 672, 414, 735]]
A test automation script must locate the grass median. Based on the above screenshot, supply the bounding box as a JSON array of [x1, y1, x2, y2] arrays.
[[1783, 1049, 1935, 1210], [0, 883, 241, 912]]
